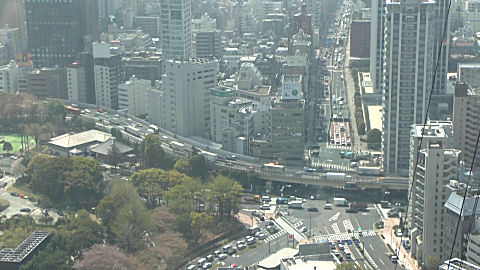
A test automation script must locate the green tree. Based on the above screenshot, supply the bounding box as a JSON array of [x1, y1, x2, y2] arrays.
[[68, 210, 105, 256], [189, 211, 213, 246], [97, 181, 139, 230], [209, 175, 243, 218], [173, 155, 208, 179], [2, 141, 13, 152], [143, 134, 168, 169], [45, 100, 66, 123], [357, 121, 366, 135], [111, 198, 153, 253], [336, 262, 357, 270], [64, 156, 104, 208], [104, 143, 123, 169], [173, 159, 192, 175], [367, 128, 382, 150], [27, 155, 70, 204], [166, 177, 203, 215]]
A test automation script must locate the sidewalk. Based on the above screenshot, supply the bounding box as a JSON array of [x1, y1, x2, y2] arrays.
[[378, 218, 419, 270]]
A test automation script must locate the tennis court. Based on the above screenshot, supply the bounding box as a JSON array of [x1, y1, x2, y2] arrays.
[[0, 133, 36, 153]]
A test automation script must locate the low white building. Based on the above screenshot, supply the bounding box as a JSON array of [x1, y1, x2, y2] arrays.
[[0, 60, 18, 93], [118, 76, 150, 117]]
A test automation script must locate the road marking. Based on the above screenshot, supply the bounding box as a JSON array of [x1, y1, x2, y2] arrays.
[[324, 226, 330, 234], [343, 219, 354, 232], [354, 217, 360, 228], [332, 223, 341, 234], [370, 244, 374, 251], [329, 212, 341, 222], [379, 258, 385, 265]]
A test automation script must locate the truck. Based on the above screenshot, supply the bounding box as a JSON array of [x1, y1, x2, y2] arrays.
[[334, 197, 348, 207], [125, 126, 142, 137], [349, 202, 368, 211], [357, 166, 382, 176], [323, 172, 350, 181], [345, 151, 355, 159], [170, 141, 185, 151], [248, 226, 261, 236], [288, 200, 303, 209]]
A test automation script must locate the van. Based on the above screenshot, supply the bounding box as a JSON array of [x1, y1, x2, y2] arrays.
[[324, 204, 332, 210], [197, 258, 206, 267], [187, 265, 196, 270]]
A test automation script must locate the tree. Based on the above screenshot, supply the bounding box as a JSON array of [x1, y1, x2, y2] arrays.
[[73, 244, 145, 270], [45, 100, 66, 123], [68, 210, 105, 256], [97, 181, 139, 230], [189, 211, 213, 246], [111, 198, 154, 253], [209, 175, 243, 218], [64, 157, 105, 208], [173, 155, 208, 179], [173, 159, 193, 176], [336, 262, 357, 270], [2, 141, 13, 152], [105, 143, 123, 169], [367, 128, 382, 150], [143, 134, 169, 169], [357, 121, 366, 135]]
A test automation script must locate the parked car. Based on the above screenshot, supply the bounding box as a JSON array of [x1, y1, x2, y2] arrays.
[[307, 207, 319, 212], [202, 262, 212, 269], [10, 192, 19, 197], [324, 204, 332, 210], [218, 254, 227, 260], [206, 254, 214, 262], [237, 244, 247, 250], [20, 208, 31, 213], [260, 204, 270, 210], [0, 182, 7, 188], [214, 250, 221, 257], [299, 227, 308, 233], [258, 233, 267, 240]]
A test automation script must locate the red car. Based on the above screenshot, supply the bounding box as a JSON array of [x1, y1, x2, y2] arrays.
[[259, 215, 265, 221]]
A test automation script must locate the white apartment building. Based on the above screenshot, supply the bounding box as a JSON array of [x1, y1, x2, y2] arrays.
[[408, 120, 454, 232], [67, 62, 87, 104], [160, 59, 218, 138], [118, 76, 150, 117], [146, 87, 163, 127], [410, 142, 460, 268], [382, 0, 436, 176], [160, 0, 193, 60], [453, 83, 480, 170], [93, 42, 124, 110], [0, 60, 18, 93]]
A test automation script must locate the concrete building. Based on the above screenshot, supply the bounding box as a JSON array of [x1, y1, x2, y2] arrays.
[[135, 16, 161, 37], [350, 19, 371, 59], [408, 120, 454, 233], [0, 44, 7, 66], [48, 130, 112, 157], [453, 84, 480, 170], [124, 52, 162, 84], [74, 51, 96, 105], [160, 59, 218, 138], [195, 30, 222, 59], [0, 231, 50, 270], [160, 0, 193, 60], [27, 67, 67, 99], [468, 231, 480, 266], [118, 76, 150, 117], [25, 0, 99, 67], [444, 190, 480, 264], [458, 63, 480, 89], [410, 141, 460, 269], [146, 87, 163, 127], [382, 0, 436, 176], [93, 42, 124, 110], [67, 62, 87, 104], [0, 60, 18, 93]]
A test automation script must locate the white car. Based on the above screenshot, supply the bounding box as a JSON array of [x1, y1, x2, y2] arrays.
[[299, 227, 308, 233], [258, 233, 267, 240], [218, 253, 227, 260], [202, 262, 212, 269], [260, 204, 270, 210]]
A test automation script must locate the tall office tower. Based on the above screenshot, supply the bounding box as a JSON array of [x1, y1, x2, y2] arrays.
[[382, 0, 436, 176], [410, 141, 460, 268], [93, 43, 124, 110], [432, 0, 449, 94], [370, 0, 385, 94], [160, 59, 218, 138], [76, 52, 96, 105], [0, 27, 25, 61], [25, 0, 99, 68], [407, 120, 453, 242], [67, 62, 87, 104], [453, 83, 480, 170], [160, 0, 193, 60]]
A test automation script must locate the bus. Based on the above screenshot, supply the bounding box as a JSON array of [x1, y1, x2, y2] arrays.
[[262, 163, 285, 171], [65, 105, 80, 115]]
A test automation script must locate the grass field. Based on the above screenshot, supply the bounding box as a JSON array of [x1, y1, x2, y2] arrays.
[[0, 133, 36, 153]]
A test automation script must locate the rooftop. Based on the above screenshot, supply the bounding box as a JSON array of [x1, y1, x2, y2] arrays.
[[49, 130, 112, 149], [281, 257, 336, 270], [439, 258, 480, 270], [444, 192, 480, 217], [257, 248, 298, 269]]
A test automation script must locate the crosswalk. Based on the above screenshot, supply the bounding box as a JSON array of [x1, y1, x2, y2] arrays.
[[314, 230, 377, 242], [343, 219, 354, 232], [328, 144, 352, 150], [311, 162, 355, 172], [332, 223, 341, 234], [263, 229, 286, 243]]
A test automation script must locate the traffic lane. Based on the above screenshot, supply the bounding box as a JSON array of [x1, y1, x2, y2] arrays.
[[362, 236, 404, 270]]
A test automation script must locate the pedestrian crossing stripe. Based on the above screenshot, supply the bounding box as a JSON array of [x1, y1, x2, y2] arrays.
[[314, 230, 377, 242]]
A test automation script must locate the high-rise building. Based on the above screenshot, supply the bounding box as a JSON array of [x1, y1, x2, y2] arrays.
[[382, 0, 436, 176], [93, 42, 124, 110], [458, 63, 480, 89], [160, 59, 218, 137], [160, 0, 193, 60], [432, 0, 450, 94], [453, 83, 480, 170], [195, 30, 222, 59], [410, 141, 460, 268], [407, 120, 453, 244], [369, 0, 385, 94], [118, 76, 150, 117], [25, 0, 99, 67], [135, 16, 161, 38], [0, 27, 25, 61], [67, 62, 87, 104], [75, 51, 97, 105]]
